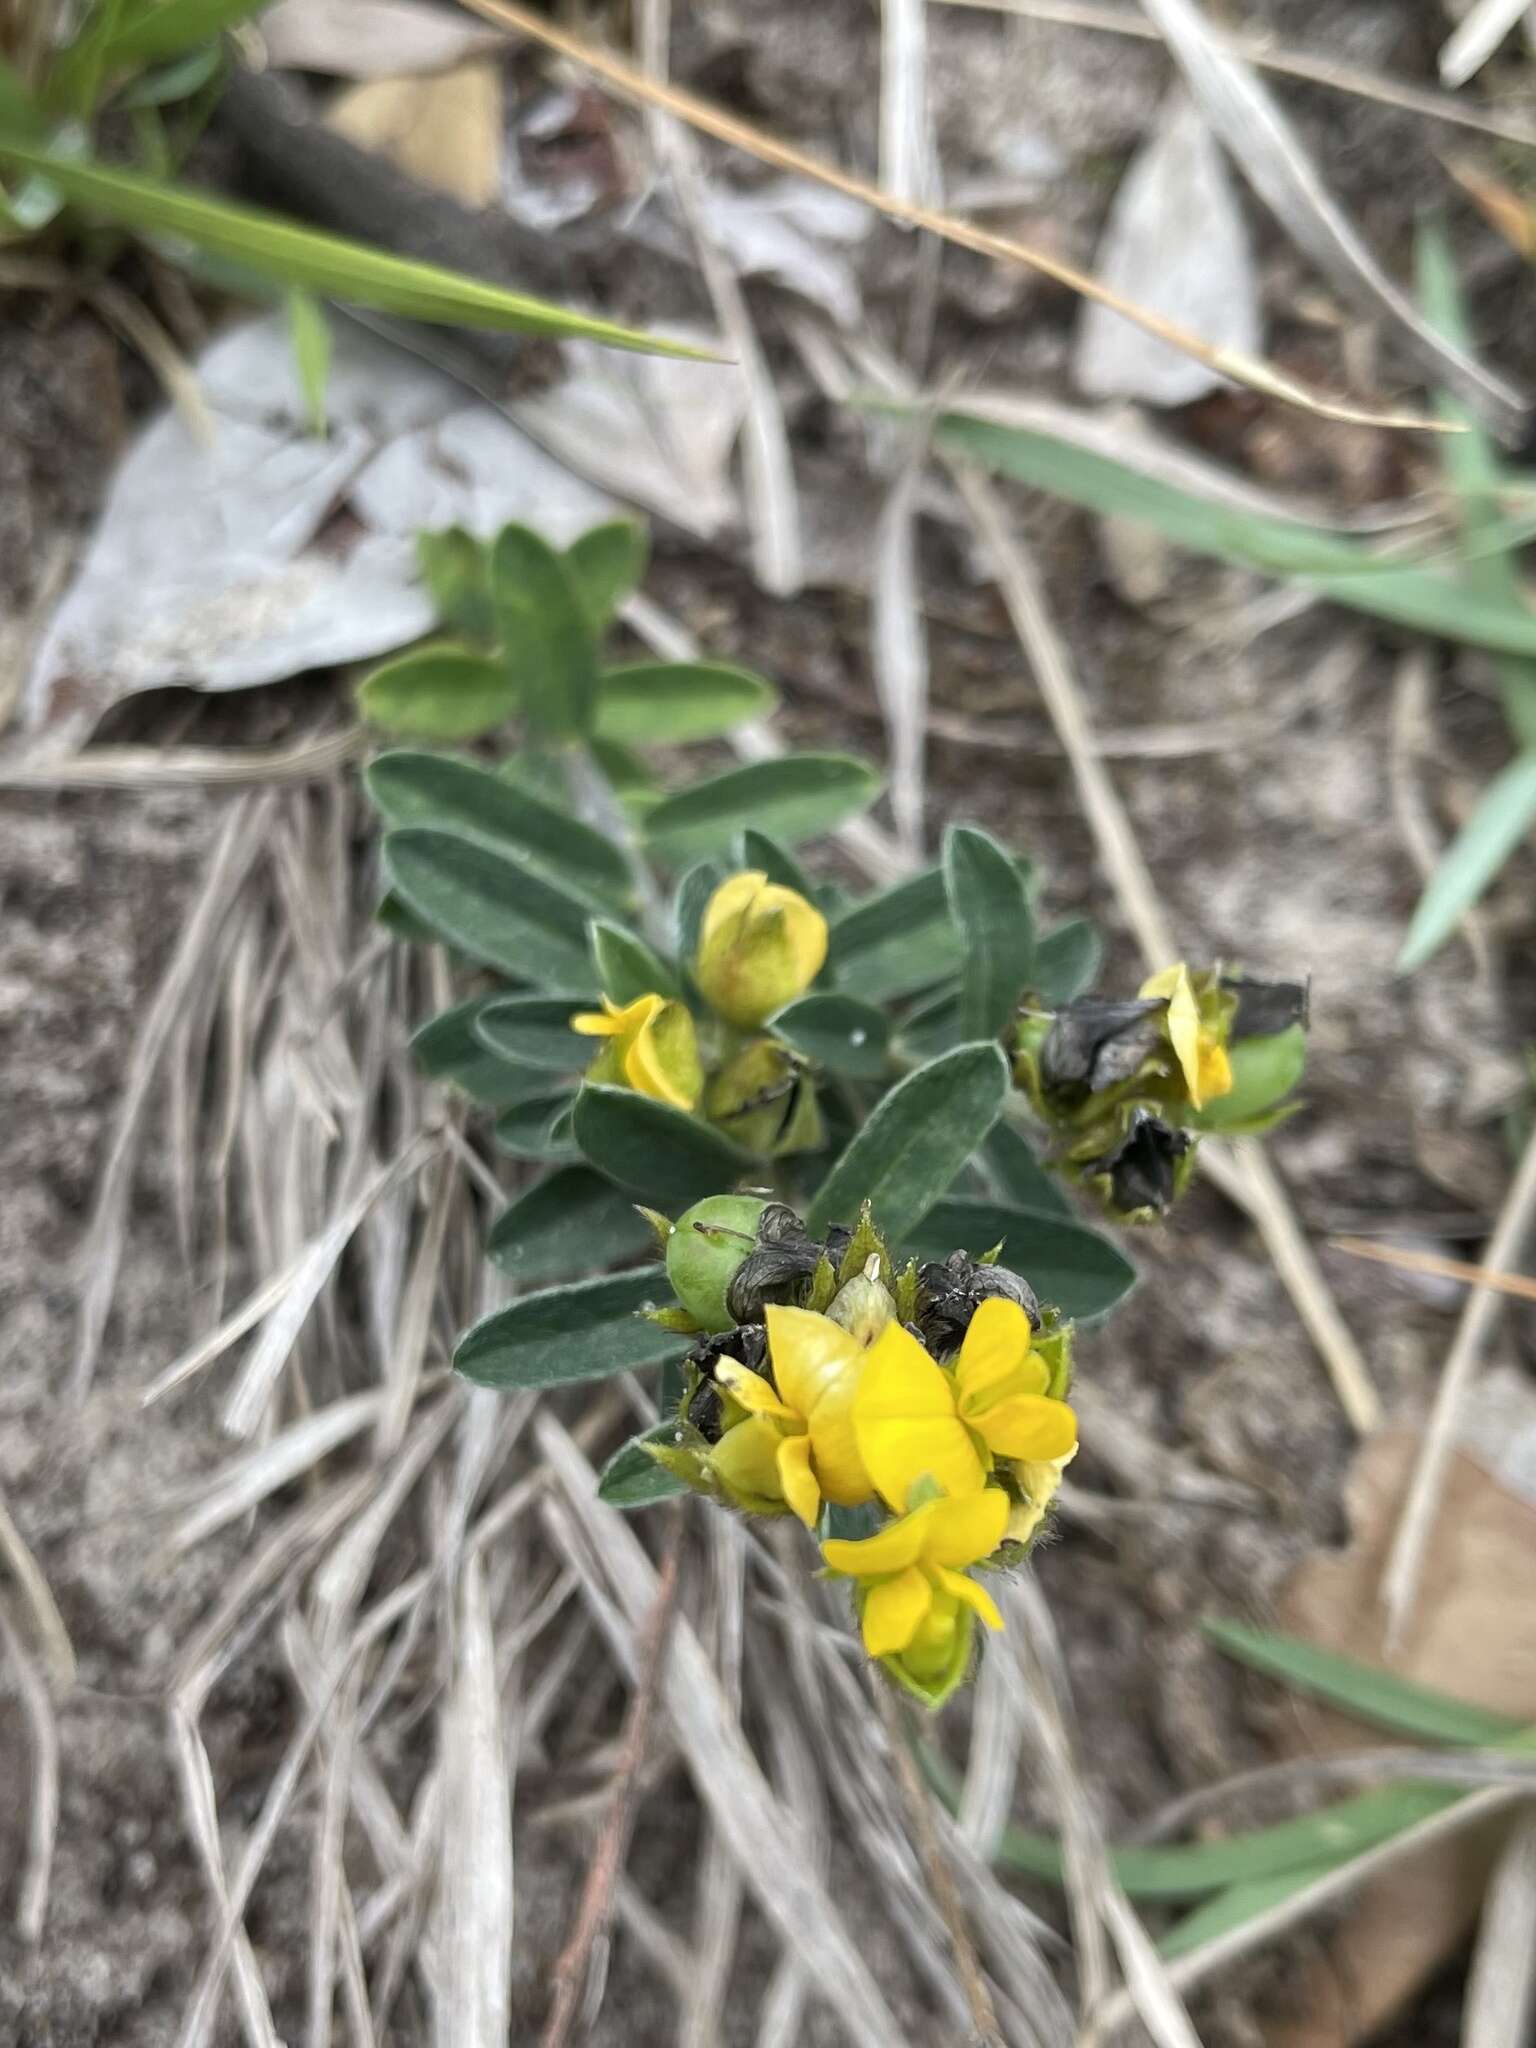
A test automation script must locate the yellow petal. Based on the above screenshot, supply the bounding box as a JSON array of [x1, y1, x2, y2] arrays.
[[1198, 1035, 1233, 1104], [1140, 962, 1203, 1105], [765, 1304, 864, 1420], [776, 1430, 821, 1527], [861, 1566, 931, 1657], [857, 1417, 985, 1515], [971, 1394, 1078, 1463], [622, 1001, 701, 1112], [699, 869, 769, 949], [709, 1415, 788, 1506], [955, 1298, 1041, 1411], [713, 1359, 798, 1423], [806, 1403, 874, 1507], [821, 1499, 938, 1579], [935, 1565, 1005, 1632], [571, 1009, 620, 1038], [922, 1487, 1010, 1568], [854, 1321, 959, 1422]]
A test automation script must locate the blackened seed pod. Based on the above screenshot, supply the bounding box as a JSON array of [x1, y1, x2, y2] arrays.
[[685, 1324, 770, 1442], [723, 1202, 824, 1324], [916, 1249, 1041, 1354], [1040, 998, 1166, 1097], [1086, 1107, 1190, 1217], [1222, 974, 1310, 1041]]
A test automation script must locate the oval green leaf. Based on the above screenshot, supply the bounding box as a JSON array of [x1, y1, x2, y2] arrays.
[[493, 1091, 579, 1160], [491, 523, 598, 741], [367, 750, 631, 908], [944, 824, 1034, 1043], [566, 520, 649, 633], [357, 644, 517, 740], [595, 661, 778, 745], [830, 868, 963, 1001], [412, 995, 560, 1107], [672, 860, 725, 963], [417, 527, 495, 641], [475, 994, 594, 1072], [803, 1043, 1009, 1243], [981, 1122, 1071, 1220], [590, 919, 683, 1003], [597, 1425, 692, 1509], [487, 1165, 660, 1286], [384, 827, 594, 987], [642, 754, 882, 863], [454, 1267, 682, 1391], [1032, 918, 1102, 1004], [906, 1195, 1135, 1322], [573, 1084, 758, 1206], [771, 993, 890, 1079]]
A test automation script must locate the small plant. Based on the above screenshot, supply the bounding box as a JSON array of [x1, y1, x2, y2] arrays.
[[359, 515, 1311, 1701]]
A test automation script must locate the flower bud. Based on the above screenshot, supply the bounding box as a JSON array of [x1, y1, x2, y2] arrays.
[[825, 1259, 896, 1346], [704, 1039, 823, 1157], [694, 870, 828, 1029], [570, 993, 702, 1112], [665, 1194, 770, 1333], [1191, 1022, 1308, 1132]]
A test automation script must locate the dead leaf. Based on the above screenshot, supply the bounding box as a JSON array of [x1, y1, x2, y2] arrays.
[[1264, 1389, 1536, 2047], [261, 0, 506, 81], [1074, 90, 1260, 408], [328, 61, 505, 210]]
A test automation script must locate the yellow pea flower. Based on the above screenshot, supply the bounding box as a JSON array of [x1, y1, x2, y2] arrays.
[[570, 992, 702, 1112], [694, 870, 829, 1029], [821, 1487, 1009, 1677], [1004, 1446, 1077, 1549], [950, 1298, 1079, 1461], [851, 1299, 1076, 1517], [712, 1303, 875, 1526], [1139, 963, 1232, 1110]]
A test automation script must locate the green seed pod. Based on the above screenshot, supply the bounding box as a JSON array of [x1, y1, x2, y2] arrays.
[[1190, 1022, 1308, 1131], [665, 1195, 771, 1334]]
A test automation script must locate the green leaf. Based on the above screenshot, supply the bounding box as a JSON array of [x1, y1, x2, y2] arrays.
[[111, 40, 224, 109], [643, 754, 882, 863], [672, 860, 725, 964], [490, 523, 599, 741], [594, 661, 778, 745], [285, 286, 330, 439], [738, 829, 817, 901], [382, 828, 594, 988], [474, 994, 593, 1072], [598, 1424, 692, 1508], [357, 647, 518, 741], [493, 1091, 579, 1160], [410, 996, 556, 1108], [895, 984, 961, 1061], [417, 527, 495, 642], [830, 868, 963, 1001], [573, 1084, 758, 1205], [804, 1044, 1010, 1244], [100, 0, 268, 65], [0, 141, 707, 354], [943, 824, 1035, 1042], [1397, 748, 1536, 971], [934, 406, 1536, 662], [1158, 1867, 1341, 1960], [487, 1166, 660, 1286], [981, 1122, 1071, 1220], [1417, 218, 1536, 750], [1032, 918, 1102, 1004], [772, 993, 890, 1078], [366, 751, 631, 908], [908, 1197, 1134, 1322], [589, 919, 683, 1003], [566, 520, 648, 633], [1203, 1619, 1522, 1746], [454, 1267, 683, 1390]]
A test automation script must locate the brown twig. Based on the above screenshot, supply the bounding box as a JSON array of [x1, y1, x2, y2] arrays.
[[873, 1680, 1005, 2048], [541, 1506, 686, 2048], [1331, 1234, 1536, 1305]]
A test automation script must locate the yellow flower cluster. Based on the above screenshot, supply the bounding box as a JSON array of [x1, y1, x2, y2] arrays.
[[708, 1294, 1076, 1702], [569, 871, 829, 1135]]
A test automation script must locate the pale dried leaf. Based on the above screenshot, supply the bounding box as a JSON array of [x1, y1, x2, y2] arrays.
[[1439, 0, 1531, 86], [1075, 91, 1259, 406], [871, 443, 930, 858], [170, 1392, 389, 1553], [328, 62, 505, 209], [261, 0, 505, 78], [1463, 1807, 1536, 2048]]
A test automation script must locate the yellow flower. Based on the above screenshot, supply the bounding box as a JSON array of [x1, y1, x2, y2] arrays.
[[570, 992, 702, 1112], [712, 1304, 875, 1526], [821, 1487, 1009, 1666], [851, 1299, 1076, 1516], [1139, 963, 1232, 1110], [694, 870, 829, 1029]]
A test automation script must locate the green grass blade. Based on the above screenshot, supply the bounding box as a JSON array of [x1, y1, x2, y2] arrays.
[[0, 141, 712, 355], [1204, 1618, 1524, 1744], [1396, 748, 1536, 972], [1157, 1864, 1342, 1959]]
